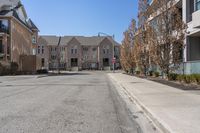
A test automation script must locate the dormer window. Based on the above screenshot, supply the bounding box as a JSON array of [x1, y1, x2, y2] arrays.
[[0, 19, 9, 34]]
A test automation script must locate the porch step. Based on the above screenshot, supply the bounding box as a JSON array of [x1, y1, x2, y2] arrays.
[[71, 67, 79, 71]]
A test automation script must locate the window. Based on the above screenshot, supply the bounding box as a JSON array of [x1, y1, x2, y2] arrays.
[[42, 46, 44, 54], [84, 55, 88, 60], [38, 46, 40, 54], [51, 55, 57, 60], [93, 48, 96, 51], [107, 49, 109, 54], [32, 36, 36, 44], [103, 49, 106, 54], [0, 19, 9, 34], [71, 48, 77, 54], [83, 47, 88, 51], [0, 40, 3, 53], [196, 0, 200, 11], [41, 58, 45, 67], [92, 54, 96, 59], [103, 46, 109, 54]]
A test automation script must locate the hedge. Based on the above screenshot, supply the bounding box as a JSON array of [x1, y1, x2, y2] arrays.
[[176, 74, 200, 84]]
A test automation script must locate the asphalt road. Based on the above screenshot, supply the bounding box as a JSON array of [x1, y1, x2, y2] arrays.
[[0, 71, 141, 133]]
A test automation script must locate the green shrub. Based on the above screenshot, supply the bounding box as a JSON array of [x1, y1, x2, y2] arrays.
[[184, 75, 191, 84], [177, 74, 184, 82], [154, 72, 160, 77], [168, 73, 178, 81], [191, 74, 200, 84]]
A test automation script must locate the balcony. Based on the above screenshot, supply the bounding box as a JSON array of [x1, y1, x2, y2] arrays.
[[192, 10, 200, 28]]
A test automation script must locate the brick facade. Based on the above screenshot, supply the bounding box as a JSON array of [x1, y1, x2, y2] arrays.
[[0, 1, 39, 72], [38, 36, 121, 71]]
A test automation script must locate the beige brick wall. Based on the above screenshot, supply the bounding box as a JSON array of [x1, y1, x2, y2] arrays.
[[37, 37, 49, 69], [99, 38, 114, 69], [66, 38, 82, 68], [10, 18, 33, 69]]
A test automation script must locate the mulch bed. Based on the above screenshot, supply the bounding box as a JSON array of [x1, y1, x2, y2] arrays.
[[123, 73, 200, 91]]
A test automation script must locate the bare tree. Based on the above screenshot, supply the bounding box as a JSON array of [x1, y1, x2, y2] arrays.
[[120, 19, 137, 74], [146, 0, 187, 77]]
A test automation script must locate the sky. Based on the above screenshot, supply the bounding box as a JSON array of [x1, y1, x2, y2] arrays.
[[21, 0, 138, 43]]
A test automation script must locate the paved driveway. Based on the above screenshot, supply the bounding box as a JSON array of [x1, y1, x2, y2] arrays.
[[0, 71, 139, 133]]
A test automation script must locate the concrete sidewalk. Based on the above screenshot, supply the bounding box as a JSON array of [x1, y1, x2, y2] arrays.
[[108, 73, 200, 133]]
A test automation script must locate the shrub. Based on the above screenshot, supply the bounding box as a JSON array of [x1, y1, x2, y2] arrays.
[[129, 68, 134, 74], [135, 71, 140, 75], [191, 74, 200, 84], [184, 75, 191, 84], [0, 63, 4, 75], [177, 74, 184, 82], [154, 72, 160, 77], [0, 63, 10, 76], [10, 62, 19, 75], [37, 69, 48, 74], [168, 73, 178, 81], [149, 71, 154, 76]]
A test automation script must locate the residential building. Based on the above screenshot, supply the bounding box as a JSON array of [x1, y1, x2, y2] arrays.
[[140, 0, 200, 74], [0, 0, 40, 72], [38, 36, 121, 71], [183, 0, 200, 74]]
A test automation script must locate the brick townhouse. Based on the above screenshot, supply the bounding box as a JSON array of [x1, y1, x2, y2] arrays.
[[0, 0, 40, 72], [38, 36, 121, 71]]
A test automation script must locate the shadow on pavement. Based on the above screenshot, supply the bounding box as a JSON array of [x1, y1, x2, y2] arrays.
[[37, 72, 91, 78]]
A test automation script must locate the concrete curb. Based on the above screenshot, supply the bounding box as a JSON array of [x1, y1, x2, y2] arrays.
[[108, 74, 173, 133]]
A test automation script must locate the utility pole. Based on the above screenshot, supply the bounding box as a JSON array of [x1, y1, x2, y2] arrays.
[[112, 35, 115, 73], [57, 36, 61, 74]]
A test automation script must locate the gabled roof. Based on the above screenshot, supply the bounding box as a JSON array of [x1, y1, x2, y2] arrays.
[[39, 36, 60, 46], [39, 36, 121, 47], [60, 36, 74, 45], [75, 36, 105, 46]]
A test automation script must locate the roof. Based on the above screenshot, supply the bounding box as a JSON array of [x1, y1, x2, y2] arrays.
[[75, 36, 105, 46], [39, 36, 61, 46], [0, 0, 20, 9], [39, 36, 121, 46], [0, 0, 38, 31], [27, 19, 39, 31]]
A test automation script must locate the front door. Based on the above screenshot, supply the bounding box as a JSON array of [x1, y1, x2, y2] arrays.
[[103, 58, 109, 67], [71, 58, 78, 67]]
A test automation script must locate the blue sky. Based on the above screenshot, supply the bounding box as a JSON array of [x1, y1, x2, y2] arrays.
[[21, 0, 138, 43]]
